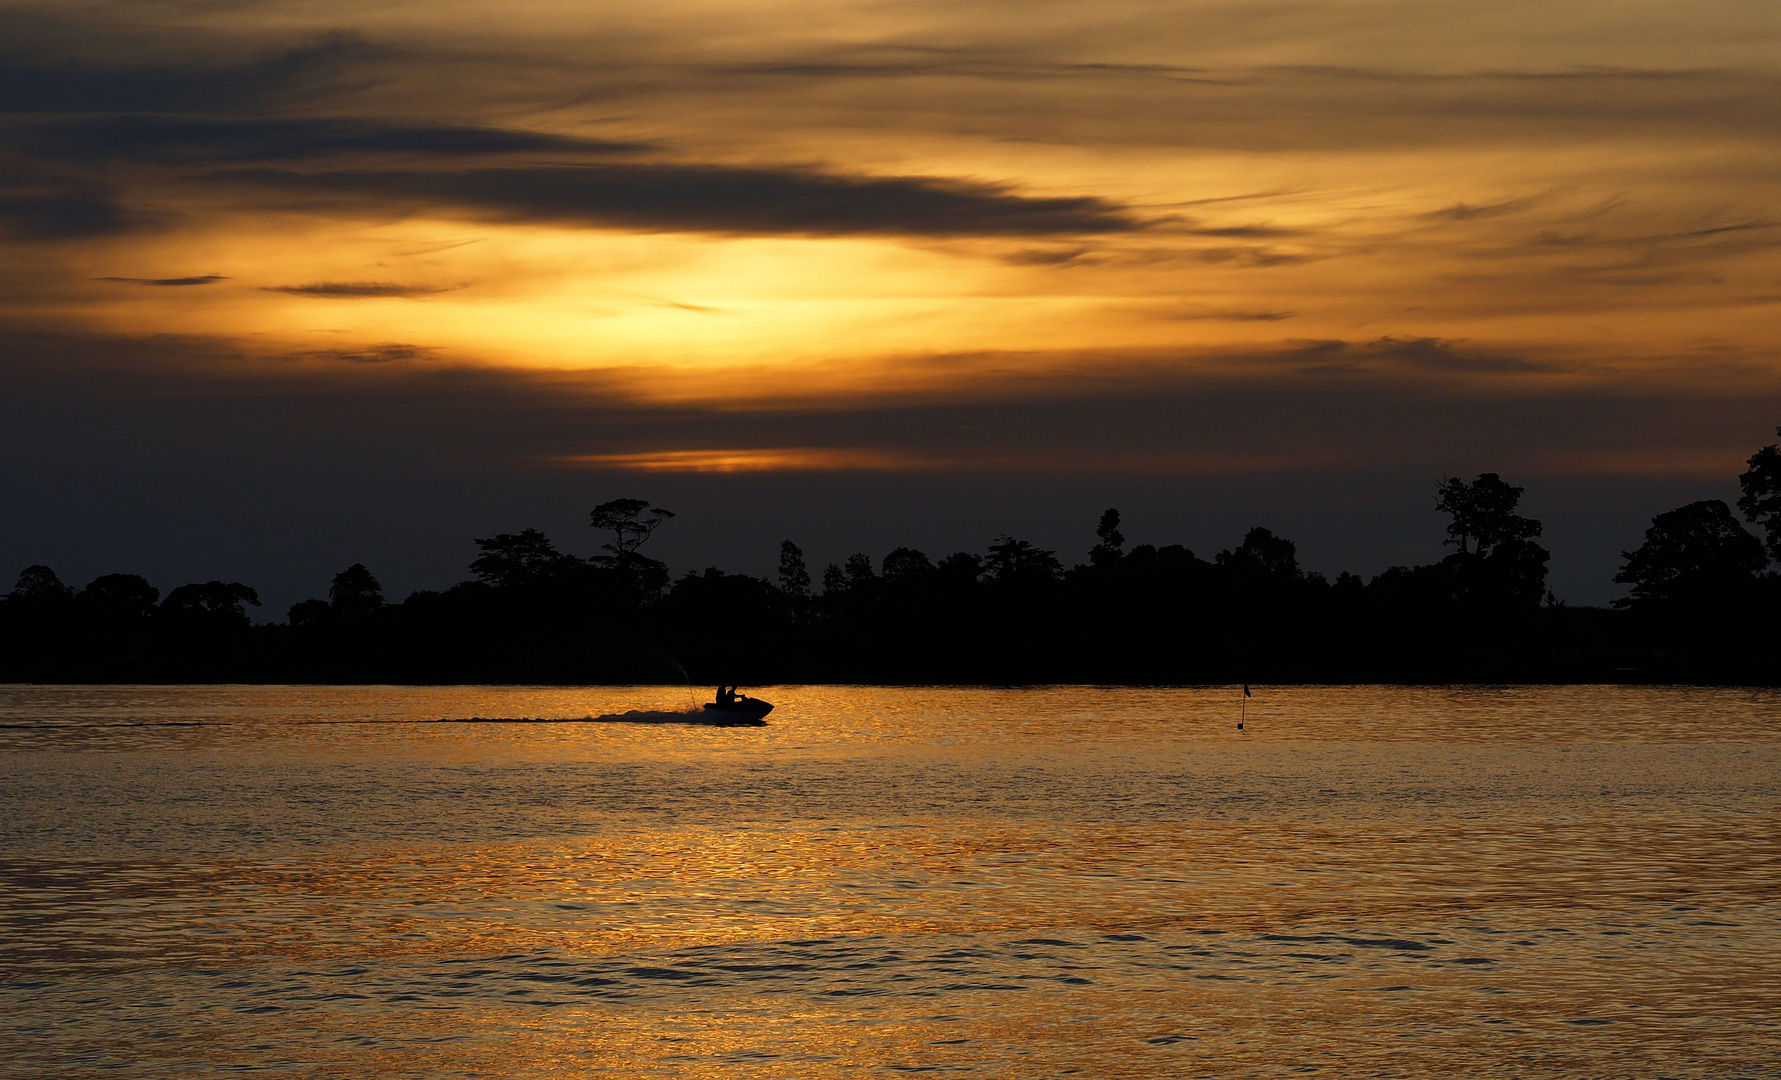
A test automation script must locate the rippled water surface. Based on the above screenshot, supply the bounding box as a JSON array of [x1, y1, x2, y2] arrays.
[[3, 684, 1778, 1077]]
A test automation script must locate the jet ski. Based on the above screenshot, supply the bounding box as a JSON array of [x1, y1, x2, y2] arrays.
[[703, 687, 773, 724]]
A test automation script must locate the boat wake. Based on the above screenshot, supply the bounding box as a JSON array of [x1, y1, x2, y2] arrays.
[[425, 709, 765, 727]]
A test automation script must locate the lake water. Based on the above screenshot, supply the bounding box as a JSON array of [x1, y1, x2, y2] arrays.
[[2, 684, 1778, 1078]]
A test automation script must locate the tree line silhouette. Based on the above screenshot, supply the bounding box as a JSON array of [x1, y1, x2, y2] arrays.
[[5, 440, 1780, 684]]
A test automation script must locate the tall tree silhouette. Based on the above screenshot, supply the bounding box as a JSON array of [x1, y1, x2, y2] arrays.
[[777, 540, 811, 597], [1738, 426, 1781, 563], [328, 564, 384, 618], [1435, 473, 1542, 556], [589, 499, 675, 603], [1614, 500, 1766, 608], [590, 499, 675, 560], [1089, 508, 1125, 567], [1434, 473, 1549, 608]]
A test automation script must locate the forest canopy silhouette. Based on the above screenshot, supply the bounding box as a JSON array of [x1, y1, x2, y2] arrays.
[[4, 435, 1779, 684]]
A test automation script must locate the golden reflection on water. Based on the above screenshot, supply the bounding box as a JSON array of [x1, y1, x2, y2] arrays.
[[2, 685, 1779, 1077]]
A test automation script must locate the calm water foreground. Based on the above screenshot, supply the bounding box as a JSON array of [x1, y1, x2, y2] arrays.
[[1, 685, 1778, 1079]]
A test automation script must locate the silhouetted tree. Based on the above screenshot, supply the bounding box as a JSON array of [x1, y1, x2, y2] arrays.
[[8, 565, 73, 606], [470, 529, 573, 589], [657, 566, 785, 678], [984, 536, 1061, 584], [1614, 500, 1766, 608], [777, 540, 811, 597], [161, 581, 261, 628], [1476, 537, 1552, 609], [77, 574, 160, 619], [288, 598, 333, 628], [1089, 508, 1125, 567], [843, 553, 876, 589], [935, 551, 983, 587], [1433, 474, 1550, 610], [329, 563, 384, 618], [1216, 527, 1301, 580], [1436, 473, 1542, 556], [1, 567, 77, 654], [882, 547, 934, 580], [589, 499, 675, 603], [1738, 426, 1781, 563], [590, 498, 674, 559], [821, 562, 845, 594]]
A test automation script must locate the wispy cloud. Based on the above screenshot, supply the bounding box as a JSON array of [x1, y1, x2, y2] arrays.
[[272, 343, 437, 364], [1425, 195, 1545, 221], [6, 114, 647, 165], [1153, 309, 1296, 322], [97, 273, 226, 286], [264, 281, 458, 298]]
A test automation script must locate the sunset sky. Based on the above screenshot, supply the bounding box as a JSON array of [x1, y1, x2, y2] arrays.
[[4, 0, 1779, 607]]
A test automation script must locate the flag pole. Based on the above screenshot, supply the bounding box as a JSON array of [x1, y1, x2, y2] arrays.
[[1239, 683, 1248, 730]]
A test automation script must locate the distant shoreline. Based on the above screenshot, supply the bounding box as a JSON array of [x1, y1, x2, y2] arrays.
[[7, 466, 1779, 687]]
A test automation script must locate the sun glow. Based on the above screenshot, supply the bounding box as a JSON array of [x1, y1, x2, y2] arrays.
[[33, 136, 1779, 411]]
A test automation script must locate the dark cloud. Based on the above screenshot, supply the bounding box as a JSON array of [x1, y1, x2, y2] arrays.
[[229, 163, 1144, 237], [265, 282, 456, 298], [1, 109, 1137, 239], [97, 274, 226, 286], [276, 343, 436, 363], [1188, 223, 1301, 238], [6, 114, 646, 166], [727, 46, 1228, 86], [1360, 336, 1560, 375], [1160, 309, 1295, 322], [0, 71, 1136, 241], [0, 165, 125, 239], [3, 116, 1136, 239], [9, 10, 1781, 165], [0, 25, 377, 115]]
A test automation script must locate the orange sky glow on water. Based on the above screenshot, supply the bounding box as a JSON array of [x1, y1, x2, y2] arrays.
[[6, 685, 1780, 1074]]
